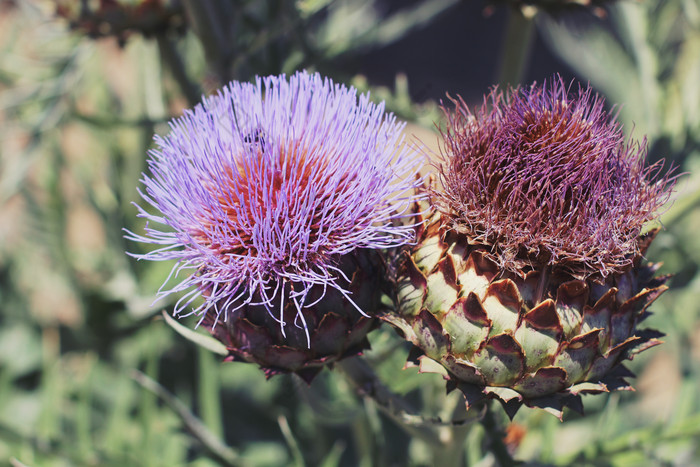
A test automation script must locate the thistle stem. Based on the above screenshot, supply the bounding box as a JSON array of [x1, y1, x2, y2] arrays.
[[131, 370, 243, 467], [480, 401, 517, 467], [155, 34, 202, 106], [337, 356, 443, 446], [431, 403, 472, 467], [497, 6, 536, 87], [181, 0, 231, 83], [338, 356, 482, 460]]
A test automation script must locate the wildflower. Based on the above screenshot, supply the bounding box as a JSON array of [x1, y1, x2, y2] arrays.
[[387, 77, 675, 417], [127, 71, 422, 379]]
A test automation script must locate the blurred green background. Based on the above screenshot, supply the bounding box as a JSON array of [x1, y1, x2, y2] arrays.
[[1, 0, 699, 465]]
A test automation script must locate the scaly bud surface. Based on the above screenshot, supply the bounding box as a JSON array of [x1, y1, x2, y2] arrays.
[[389, 77, 675, 417]]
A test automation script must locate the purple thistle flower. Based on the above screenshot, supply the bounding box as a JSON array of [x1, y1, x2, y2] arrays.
[[438, 76, 676, 278], [389, 76, 676, 416], [127, 71, 422, 338]]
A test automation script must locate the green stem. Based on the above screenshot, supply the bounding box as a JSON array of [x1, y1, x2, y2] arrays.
[[433, 425, 471, 467], [131, 370, 243, 467], [278, 415, 306, 467], [432, 395, 473, 466], [338, 356, 481, 460], [181, 0, 230, 83], [139, 352, 159, 467], [336, 356, 443, 446], [156, 34, 202, 106], [432, 423, 471, 467], [480, 401, 517, 467], [38, 327, 60, 443], [197, 346, 223, 439], [497, 6, 536, 88]]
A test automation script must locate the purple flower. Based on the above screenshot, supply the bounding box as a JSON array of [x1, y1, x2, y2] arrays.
[[438, 76, 675, 278], [390, 77, 676, 416], [127, 71, 422, 335]]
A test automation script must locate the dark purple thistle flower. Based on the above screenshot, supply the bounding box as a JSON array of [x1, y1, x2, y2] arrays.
[[126, 71, 422, 344], [438, 76, 675, 278], [388, 77, 677, 417]]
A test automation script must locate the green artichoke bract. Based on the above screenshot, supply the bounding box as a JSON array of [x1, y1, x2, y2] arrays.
[[387, 78, 676, 418]]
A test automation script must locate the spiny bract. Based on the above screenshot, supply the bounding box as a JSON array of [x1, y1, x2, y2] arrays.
[[387, 77, 675, 418]]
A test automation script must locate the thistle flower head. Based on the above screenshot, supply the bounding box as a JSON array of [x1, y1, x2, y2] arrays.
[[438, 76, 675, 278], [128, 71, 422, 331], [390, 77, 676, 417]]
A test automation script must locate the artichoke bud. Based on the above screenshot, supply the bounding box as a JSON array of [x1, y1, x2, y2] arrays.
[[395, 212, 667, 418], [390, 77, 676, 418]]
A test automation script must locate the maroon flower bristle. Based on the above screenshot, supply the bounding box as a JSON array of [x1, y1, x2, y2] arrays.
[[437, 76, 676, 279]]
